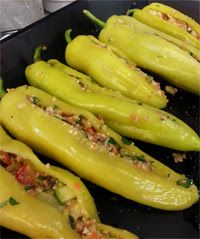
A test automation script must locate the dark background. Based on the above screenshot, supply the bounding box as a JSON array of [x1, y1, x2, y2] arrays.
[[0, 0, 199, 238]]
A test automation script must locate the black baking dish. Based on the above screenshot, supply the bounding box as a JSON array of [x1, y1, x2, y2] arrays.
[[0, 0, 199, 238]]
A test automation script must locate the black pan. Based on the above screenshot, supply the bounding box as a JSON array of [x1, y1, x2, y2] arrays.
[[0, 0, 199, 238]]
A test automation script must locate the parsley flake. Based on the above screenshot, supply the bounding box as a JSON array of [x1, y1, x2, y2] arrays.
[[8, 197, 20, 206], [0, 197, 20, 208], [122, 137, 132, 145], [32, 96, 41, 105], [132, 155, 146, 162], [0, 200, 7, 209], [108, 137, 118, 145], [176, 178, 193, 188]]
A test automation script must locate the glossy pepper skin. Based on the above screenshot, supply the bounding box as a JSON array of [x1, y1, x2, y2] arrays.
[[0, 168, 81, 239], [0, 126, 94, 239], [65, 34, 168, 108], [84, 10, 200, 63], [132, 3, 200, 49], [0, 125, 139, 239], [115, 14, 200, 63], [26, 59, 200, 151], [98, 15, 200, 95], [0, 86, 199, 211]]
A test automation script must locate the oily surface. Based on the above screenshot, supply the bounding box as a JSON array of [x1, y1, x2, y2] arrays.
[[1, 0, 199, 238]]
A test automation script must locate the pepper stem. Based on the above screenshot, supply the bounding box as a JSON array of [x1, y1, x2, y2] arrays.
[[65, 29, 73, 44], [0, 79, 6, 99], [126, 9, 136, 16], [83, 10, 106, 28], [34, 45, 47, 62]]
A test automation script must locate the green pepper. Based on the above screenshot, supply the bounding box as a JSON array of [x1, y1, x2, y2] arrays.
[[0, 86, 199, 210], [0, 125, 139, 239], [26, 59, 200, 151], [131, 3, 200, 49], [84, 11, 200, 95], [64, 30, 167, 108]]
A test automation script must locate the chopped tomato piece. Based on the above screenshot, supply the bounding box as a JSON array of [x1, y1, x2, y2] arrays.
[[74, 182, 81, 190], [16, 163, 36, 185]]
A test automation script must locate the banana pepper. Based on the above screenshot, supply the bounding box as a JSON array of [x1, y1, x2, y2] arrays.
[[26, 59, 200, 151], [131, 3, 200, 49], [65, 31, 167, 108], [0, 125, 139, 239], [83, 11, 200, 95], [113, 12, 200, 63], [0, 86, 199, 210]]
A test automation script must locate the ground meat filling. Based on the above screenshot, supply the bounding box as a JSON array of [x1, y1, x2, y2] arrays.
[[26, 95, 152, 172], [149, 10, 200, 40], [0, 150, 112, 239]]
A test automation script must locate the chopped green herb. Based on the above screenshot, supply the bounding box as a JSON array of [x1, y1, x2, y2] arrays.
[[167, 173, 171, 178], [108, 137, 121, 148], [32, 96, 41, 105], [8, 197, 20, 206], [37, 175, 46, 182], [24, 185, 32, 191], [68, 215, 76, 229], [0, 197, 20, 208], [176, 178, 193, 188], [0, 200, 7, 208], [108, 137, 118, 145], [121, 137, 132, 145], [132, 155, 146, 162], [138, 102, 143, 106], [53, 105, 59, 110]]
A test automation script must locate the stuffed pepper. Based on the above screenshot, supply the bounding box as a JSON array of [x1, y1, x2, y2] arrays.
[[0, 125, 138, 239], [64, 30, 167, 108], [0, 86, 199, 211], [83, 11, 200, 95], [26, 58, 200, 151], [131, 3, 200, 49]]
